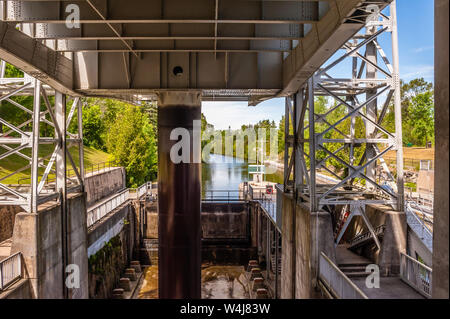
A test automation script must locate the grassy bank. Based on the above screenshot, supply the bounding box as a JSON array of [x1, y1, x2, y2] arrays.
[[0, 145, 110, 184]]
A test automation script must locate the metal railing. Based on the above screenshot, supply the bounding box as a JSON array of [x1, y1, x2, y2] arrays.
[[84, 160, 120, 176], [87, 181, 152, 227], [259, 196, 276, 221], [0, 252, 22, 291], [405, 201, 433, 252], [400, 252, 432, 298], [87, 189, 130, 227], [350, 225, 386, 248], [202, 190, 245, 202], [130, 181, 153, 199], [248, 184, 276, 200], [17, 160, 119, 184], [319, 252, 369, 299], [405, 191, 434, 212], [384, 157, 434, 171]]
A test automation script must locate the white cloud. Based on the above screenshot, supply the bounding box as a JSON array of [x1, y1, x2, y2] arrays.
[[412, 46, 433, 54], [401, 65, 434, 81], [202, 99, 284, 130], [412, 46, 434, 53]]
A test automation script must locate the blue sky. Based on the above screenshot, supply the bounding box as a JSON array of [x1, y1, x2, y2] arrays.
[[203, 0, 435, 130]]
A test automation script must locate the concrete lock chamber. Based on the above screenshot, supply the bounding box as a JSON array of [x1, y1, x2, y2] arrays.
[[157, 92, 202, 299]]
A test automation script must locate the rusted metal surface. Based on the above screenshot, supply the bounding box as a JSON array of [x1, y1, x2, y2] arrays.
[[157, 92, 202, 298]]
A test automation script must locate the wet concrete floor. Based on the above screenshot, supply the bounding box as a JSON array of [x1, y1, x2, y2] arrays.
[[137, 264, 249, 299]]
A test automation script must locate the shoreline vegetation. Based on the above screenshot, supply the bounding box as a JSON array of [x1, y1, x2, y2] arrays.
[[1, 60, 435, 187]]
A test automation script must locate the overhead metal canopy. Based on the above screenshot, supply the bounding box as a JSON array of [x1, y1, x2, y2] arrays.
[[0, 0, 392, 103]]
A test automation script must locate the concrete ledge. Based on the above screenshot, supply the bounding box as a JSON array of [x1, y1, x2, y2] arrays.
[[84, 167, 126, 207], [9, 193, 88, 299], [0, 279, 32, 299]]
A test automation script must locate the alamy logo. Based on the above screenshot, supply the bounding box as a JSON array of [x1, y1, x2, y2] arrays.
[[169, 121, 279, 173], [365, 264, 380, 289], [65, 264, 80, 289], [65, 4, 80, 29]]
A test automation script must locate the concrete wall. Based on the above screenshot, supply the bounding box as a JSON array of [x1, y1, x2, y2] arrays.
[[280, 193, 336, 299], [142, 201, 256, 265], [433, 0, 449, 299], [1, 169, 138, 299], [310, 211, 336, 283], [145, 201, 250, 241], [87, 199, 140, 298], [280, 195, 294, 299], [84, 167, 126, 208], [10, 193, 89, 299], [417, 170, 434, 194], [407, 227, 432, 267], [201, 202, 248, 241], [144, 200, 158, 239], [0, 279, 32, 299], [378, 211, 407, 276], [87, 201, 137, 260], [0, 167, 125, 244]]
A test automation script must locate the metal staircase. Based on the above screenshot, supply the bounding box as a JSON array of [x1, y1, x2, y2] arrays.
[[348, 225, 386, 251]]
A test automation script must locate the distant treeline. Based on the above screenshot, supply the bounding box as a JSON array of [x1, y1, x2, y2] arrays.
[[2, 62, 434, 184]]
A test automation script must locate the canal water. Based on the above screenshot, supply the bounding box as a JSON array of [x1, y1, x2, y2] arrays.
[[137, 265, 251, 299], [138, 153, 282, 299], [201, 154, 283, 194]]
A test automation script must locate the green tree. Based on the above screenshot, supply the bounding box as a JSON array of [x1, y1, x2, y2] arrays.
[[106, 105, 157, 187], [406, 90, 435, 146], [81, 104, 105, 151], [387, 78, 435, 146], [4, 63, 24, 78]]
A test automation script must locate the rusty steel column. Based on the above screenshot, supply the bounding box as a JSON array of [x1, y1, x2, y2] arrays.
[[157, 91, 202, 299], [433, 0, 449, 299]]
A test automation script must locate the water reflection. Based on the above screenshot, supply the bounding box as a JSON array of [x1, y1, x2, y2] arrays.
[[201, 154, 283, 195]]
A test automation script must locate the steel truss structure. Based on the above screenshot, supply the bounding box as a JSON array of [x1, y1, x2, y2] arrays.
[[0, 61, 84, 213], [283, 1, 404, 248]]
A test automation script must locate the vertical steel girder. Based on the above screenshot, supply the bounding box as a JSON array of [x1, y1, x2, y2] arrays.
[[0, 63, 85, 212], [157, 91, 202, 299], [283, 2, 404, 248]]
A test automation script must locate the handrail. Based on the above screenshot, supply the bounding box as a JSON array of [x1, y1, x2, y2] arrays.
[[87, 181, 152, 227], [0, 252, 22, 291], [202, 190, 245, 202], [350, 225, 385, 247], [319, 252, 369, 299], [383, 156, 434, 170], [130, 181, 153, 199], [407, 199, 433, 224], [87, 189, 130, 227], [17, 160, 120, 184], [405, 191, 434, 212], [401, 252, 432, 272], [259, 196, 276, 221], [248, 184, 269, 200], [258, 199, 281, 233], [405, 201, 433, 252], [400, 252, 432, 298]]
